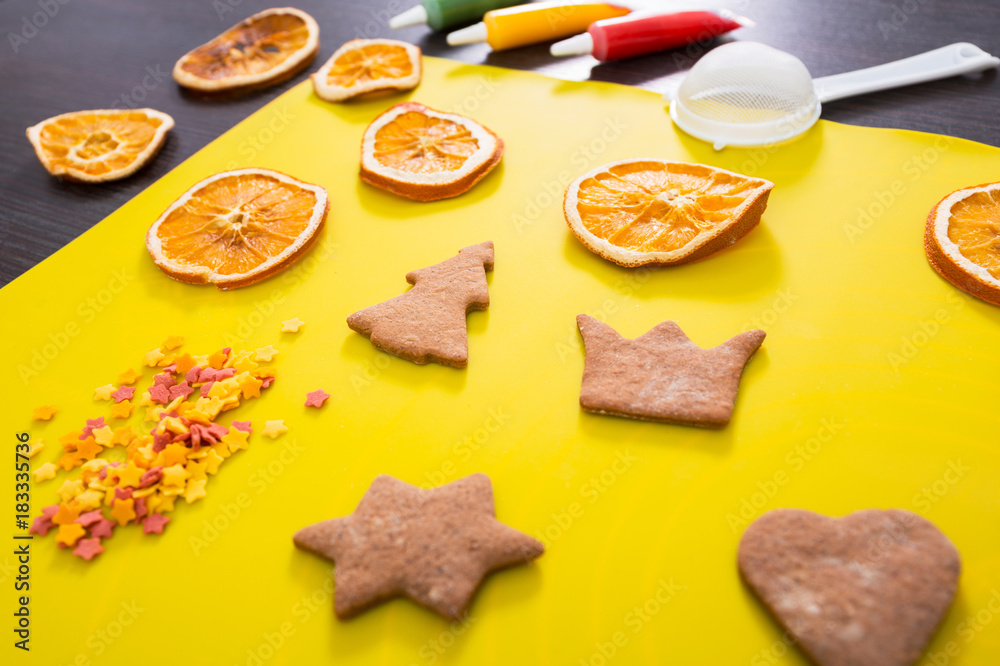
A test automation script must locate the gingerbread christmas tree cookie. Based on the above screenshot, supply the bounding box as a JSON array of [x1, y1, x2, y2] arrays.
[[576, 315, 765, 427], [293, 473, 543, 620], [347, 242, 494, 367]]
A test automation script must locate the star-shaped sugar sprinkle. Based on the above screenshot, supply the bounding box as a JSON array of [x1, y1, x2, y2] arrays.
[[93, 384, 116, 401], [169, 381, 193, 400], [293, 474, 544, 620], [253, 345, 279, 362], [110, 499, 136, 526], [174, 354, 196, 376], [142, 513, 170, 535], [576, 315, 766, 428], [88, 516, 115, 539], [203, 449, 225, 475], [56, 523, 87, 547], [29, 505, 59, 536], [32, 405, 57, 420], [239, 374, 263, 399], [27, 439, 44, 458], [111, 385, 135, 403], [305, 389, 330, 408], [184, 479, 207, 504], [92, 426, 114, 447], [73, 537, 104, 561], [118, 367, 142, 385], [148, 384, 170, 404], [32, 462, 58, 483], [162, 336, 185, 351], [281, 317, 305, 333], [110, 402, 133, 419], [231, 420, 252, 434], [75, 510, 104, 527], [262, 420, 287, 439], [221, 428, 250, 453], [143, 348, 165, 367]]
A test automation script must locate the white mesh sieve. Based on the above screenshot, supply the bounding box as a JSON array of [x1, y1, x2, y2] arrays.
[[669, 42, 822, 149]]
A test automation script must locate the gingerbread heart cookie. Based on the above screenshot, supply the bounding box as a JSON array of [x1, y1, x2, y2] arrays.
[[738, 508, 961, 666]]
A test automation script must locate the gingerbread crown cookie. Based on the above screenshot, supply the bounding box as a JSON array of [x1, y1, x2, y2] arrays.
[[576, 315, 765, 427]]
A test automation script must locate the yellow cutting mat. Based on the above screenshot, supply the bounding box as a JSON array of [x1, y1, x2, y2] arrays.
[[4, 57, 1000, 665]]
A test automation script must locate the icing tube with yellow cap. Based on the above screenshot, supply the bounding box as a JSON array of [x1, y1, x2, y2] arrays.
[[390, 0, 524, 31], [446, 1, 632, 51]]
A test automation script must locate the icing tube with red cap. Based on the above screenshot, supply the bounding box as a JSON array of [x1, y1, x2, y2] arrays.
[[550, 10, 751, 61]]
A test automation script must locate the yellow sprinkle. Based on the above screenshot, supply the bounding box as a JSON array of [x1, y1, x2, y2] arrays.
[[162, 336, 185, 351], [143, 348, 165, 367], [93, 426, 114, 447], [253, 345, 279, 362], [32, 462, 58, 483], [183, 479, 207, 504], [261, 420, 288, 439], [32, 405, 58, 421], [57, 479, 84, 502], [110, 402, 133, 419], [281, 317, 305, 333], [27, 439, 44, 458], [93, 384, 116, 401]]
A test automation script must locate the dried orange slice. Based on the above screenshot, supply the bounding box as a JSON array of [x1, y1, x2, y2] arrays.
[[173, 7, 319, 93], [145, 168, 328, 290], [25, 109, 173, 182], [564, 159, 774, 267], [312, 38, 421, 102], [360, 102, 503, 202], [925, 181, 1000, 306]]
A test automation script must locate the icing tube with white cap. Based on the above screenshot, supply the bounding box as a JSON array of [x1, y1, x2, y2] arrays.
[[389, 0, 523, 31], [551, 9, 751, 61], [446, 1, 632, 51]]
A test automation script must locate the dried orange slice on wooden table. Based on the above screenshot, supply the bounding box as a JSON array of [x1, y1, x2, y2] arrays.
[[146, 168, 328, 290], [564, 159, 773, 267], [312, 38, 421, 102], [173, 7, 319, 93], [925, 181, 1000, 306], [25, 109, 174, 182], [360, 102, 504, 202]]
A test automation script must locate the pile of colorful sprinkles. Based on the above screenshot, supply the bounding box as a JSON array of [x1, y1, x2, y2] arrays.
[[30, 338, 280, 561]]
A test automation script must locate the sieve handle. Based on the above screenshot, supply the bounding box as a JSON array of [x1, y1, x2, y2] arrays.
[[813, 42, 999, 104]]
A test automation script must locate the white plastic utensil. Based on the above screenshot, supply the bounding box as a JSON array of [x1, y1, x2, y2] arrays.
[[666, 41, 1000, 150]]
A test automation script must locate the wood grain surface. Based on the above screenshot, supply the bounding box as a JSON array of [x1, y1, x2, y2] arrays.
[[1, 0, 998, 286]]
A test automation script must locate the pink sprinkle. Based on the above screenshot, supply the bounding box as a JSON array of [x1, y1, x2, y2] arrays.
[[207, 423, 229, 440], [115, 487, 134, 500], [305, 389, 331, 408], [75, 510, 104, 527], [169, 381, 193, 400], [185, 366, 202, 383], [111, 385, 136, 403], [29, 505, 59, 536], [200, 381, 214, 398], [153, 372, 177, 389], [139, 467, 163, 488], [99, 467, 108, 480], [148, 384, 170, 404], [142, 513, 170, 535], [162, 364, 177, 373], [89, 517, 114, 539], [73, 537, 104, 561], [215, 368, 236, 380], [134, 496, 148, 521], [261, 377, 275, 389], [153, 431, 171, 452], [231, 421, 252, 433], [198, 368, 218, 383], [221, 347, 231, 355], [171, 431, 191, 443], [80, 416, 107, 439]]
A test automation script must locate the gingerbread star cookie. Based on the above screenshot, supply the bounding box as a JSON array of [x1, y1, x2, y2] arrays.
[[576, 315, 764, 427], [293, 473, 543, 620], [739, 509, 961, 666], [347, 242, 494, 367]]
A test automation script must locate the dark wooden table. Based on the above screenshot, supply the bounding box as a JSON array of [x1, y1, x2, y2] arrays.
[[2, 0, 998, 287]]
